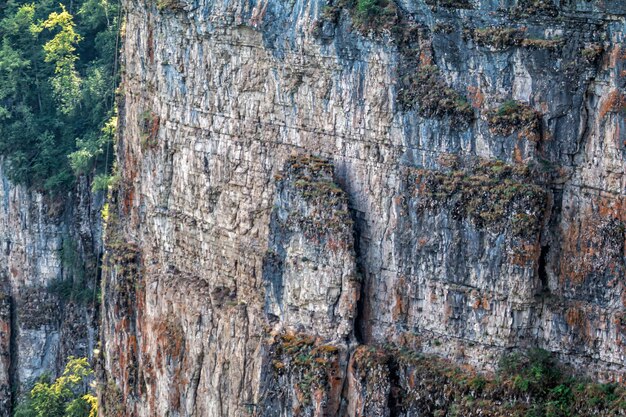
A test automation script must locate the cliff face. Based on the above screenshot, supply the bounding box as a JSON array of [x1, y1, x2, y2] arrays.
[[0, 168, 102, 414], [101, 0, 625, 415]]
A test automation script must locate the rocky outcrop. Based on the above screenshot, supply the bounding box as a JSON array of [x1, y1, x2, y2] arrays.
[[0, 166, 102, 414], [100, 0, 625, 415], [264, 155, 359, 340]]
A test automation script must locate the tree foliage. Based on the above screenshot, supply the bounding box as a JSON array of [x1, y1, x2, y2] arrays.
[[14, 357, 98, 417], [0, 0, 120, 192]]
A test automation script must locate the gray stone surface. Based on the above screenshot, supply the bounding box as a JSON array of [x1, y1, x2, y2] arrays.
[[99, 0, 624, 415], [0, 166, 102, 414]]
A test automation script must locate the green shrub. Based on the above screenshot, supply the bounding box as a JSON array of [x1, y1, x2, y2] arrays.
[[499, 348, 561, 395], [156, 0, 186, 12], [91, 173, 111, 192], [487, 99, 541, 139], [14, 357, 98, 417], [415, 160, 547, 238], [352, 0, 397, 31], [511, 0, 558, 17], [472, 27, 525, 49], [545, 384, 573, 417], [398, 65, 474, 128]]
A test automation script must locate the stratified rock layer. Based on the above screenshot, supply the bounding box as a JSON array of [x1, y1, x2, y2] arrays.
[[101, 0, 625, 415], [0, 167, 102, 414]]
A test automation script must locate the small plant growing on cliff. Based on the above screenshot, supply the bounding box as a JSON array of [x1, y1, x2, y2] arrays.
[[267, 332, 341, 407], [499, 348, 561, 395], [352, 0, 397, 30], [487, 99, 541, 139], [471, 27, 525, 50], [414, 159, 547, 238], [511, 0, 558, 17], [521, 37, 564, 50], [14, 357, 97, 417], [156, 0, 186, 11], [581, 44, 603, 63], [398, 65, 474, 128]]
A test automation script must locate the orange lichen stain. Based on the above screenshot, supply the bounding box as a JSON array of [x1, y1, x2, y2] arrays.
[[604, 45, 620, 70], [392, 293, 404, 320], [467, 86, 485, 109], [123, 188, 135, 215], [565, 305, 593, 343], [513, 144, 524, 164], [599, 89, 626, 119], [419, 50, 432, 66], [392, 277, 407, 320], [158, 319, 185, 358], [560, 196, 625, 285], [509, 242, 540, 267]]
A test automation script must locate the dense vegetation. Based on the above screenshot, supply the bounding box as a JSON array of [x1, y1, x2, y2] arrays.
[[14, 357, 97, 417], [0, 0, 120, 192]]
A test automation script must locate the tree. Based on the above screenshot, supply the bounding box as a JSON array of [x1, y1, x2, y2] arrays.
[[0, 0, 120, 192], [14, 357, 98, 417], [34, 5, 83, 114]]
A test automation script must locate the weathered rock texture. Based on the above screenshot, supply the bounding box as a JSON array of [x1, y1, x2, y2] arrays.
[[101, 0, 625, 415], [0, 166, 102, 414]]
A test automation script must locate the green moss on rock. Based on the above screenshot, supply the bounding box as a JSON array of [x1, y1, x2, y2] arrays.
[[471, 27, 526, 50], [269, 332, 342, 407], [278, 154, 353, 239], [354, 345, 626, 416], [581, 44, 603, 63], [487, 100, 541, 139], [522, 37, 564, 50], [155, 0, 186, 11], [398, 65, 474, 128], [511, 0, 558, 18], [412, 159, 548, 238]]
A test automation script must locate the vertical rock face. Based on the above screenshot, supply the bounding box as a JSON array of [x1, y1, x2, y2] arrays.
[[102, 0, 624, 415], [0, 166, 102, 414], [264, 155, 359, 339], [0, 273, 11, 414]]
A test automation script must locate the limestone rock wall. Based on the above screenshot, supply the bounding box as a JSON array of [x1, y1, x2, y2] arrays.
[[101, 0, 625, 415], [0, 166, 103, 414]]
